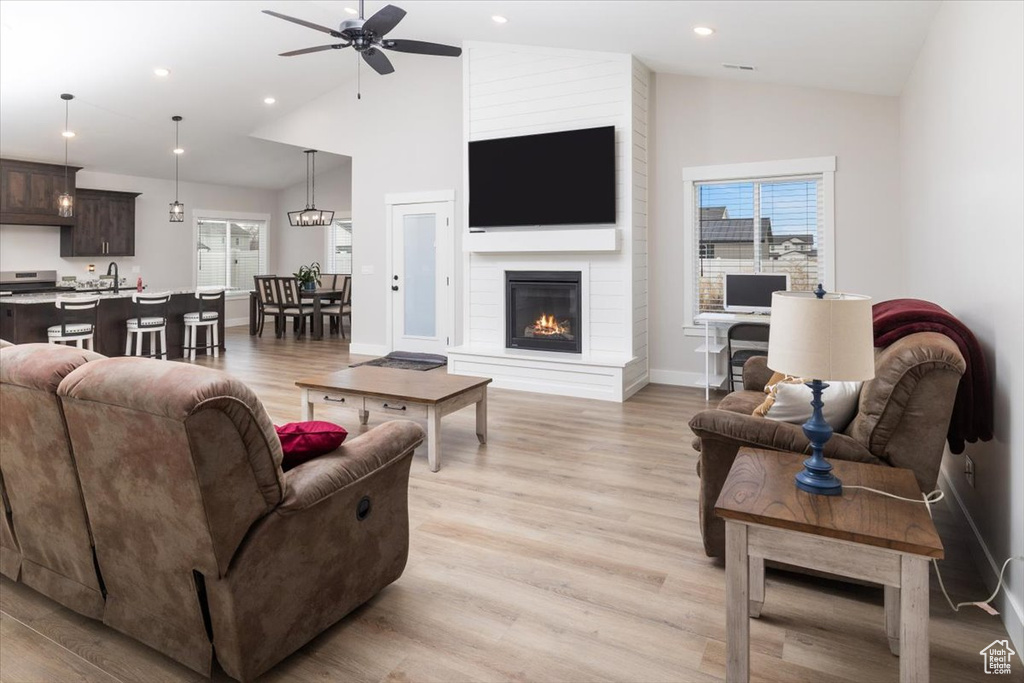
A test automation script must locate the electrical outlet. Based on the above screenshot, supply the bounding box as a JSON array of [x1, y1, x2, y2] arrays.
[[965, 454, 975, 488]]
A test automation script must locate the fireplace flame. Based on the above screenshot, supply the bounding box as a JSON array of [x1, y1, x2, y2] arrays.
[[532, 313, 568, 336]]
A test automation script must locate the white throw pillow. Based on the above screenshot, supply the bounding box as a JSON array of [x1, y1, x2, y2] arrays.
[[764, 380, 863, 432]]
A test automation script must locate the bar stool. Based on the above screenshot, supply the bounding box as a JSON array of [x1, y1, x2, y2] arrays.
[[182, 289, 224, 360], [48, 295, 100, 349], [125, 292, 171, 359]]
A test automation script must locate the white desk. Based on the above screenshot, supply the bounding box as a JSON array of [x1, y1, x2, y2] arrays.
[[692, 312, 771, 400]]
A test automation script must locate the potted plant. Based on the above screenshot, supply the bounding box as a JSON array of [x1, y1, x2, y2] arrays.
[[294, 261, 321, 292]]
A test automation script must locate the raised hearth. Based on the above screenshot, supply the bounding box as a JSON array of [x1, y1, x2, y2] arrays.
[[506, 271, 582, 354]]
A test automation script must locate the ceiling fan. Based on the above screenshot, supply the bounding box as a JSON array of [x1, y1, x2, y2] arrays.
[[262, 0, 462, 77]]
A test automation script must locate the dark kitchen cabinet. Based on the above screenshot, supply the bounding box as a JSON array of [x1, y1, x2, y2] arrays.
[[0, 158, 82, 227], [60, 188, 140, 257]]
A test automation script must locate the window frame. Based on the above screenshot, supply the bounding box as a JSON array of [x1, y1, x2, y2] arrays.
[[324, 215, 353, 276], [681, 156, 836, 328], [191, 209, 271, 299]]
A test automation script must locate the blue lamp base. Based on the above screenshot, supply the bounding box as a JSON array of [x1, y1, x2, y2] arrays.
[[795, 379, 843, 496]]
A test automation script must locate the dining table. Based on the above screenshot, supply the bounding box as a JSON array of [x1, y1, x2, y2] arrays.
[[248, 287, 346, 341]]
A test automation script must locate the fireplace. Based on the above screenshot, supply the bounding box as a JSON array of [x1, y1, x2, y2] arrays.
[[506, 271, 582, 353]]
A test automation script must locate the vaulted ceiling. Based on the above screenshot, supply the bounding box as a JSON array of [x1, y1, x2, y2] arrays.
[[0, 0, 939, 189]]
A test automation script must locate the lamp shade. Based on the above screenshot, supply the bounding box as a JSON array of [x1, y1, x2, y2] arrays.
[[767, 291, 875, 381]]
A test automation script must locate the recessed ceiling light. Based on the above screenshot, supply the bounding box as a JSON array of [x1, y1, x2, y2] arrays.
[[693, 26, 715, 36], [492, 15, 508, 24], [173, 147, 185, 155], [154, 67, 170, 77], [62, 130, 76, 138], [264, 97, 277, 105], [344, 7, 357, 15]]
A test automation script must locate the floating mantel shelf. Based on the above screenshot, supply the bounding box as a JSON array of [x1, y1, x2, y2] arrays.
[[465, 227, 620, 254]]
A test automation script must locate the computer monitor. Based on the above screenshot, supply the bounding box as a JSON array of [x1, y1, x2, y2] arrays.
[[723, 273, 790, 313]]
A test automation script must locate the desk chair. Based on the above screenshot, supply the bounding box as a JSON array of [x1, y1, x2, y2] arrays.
[[726, 322, 770, 392]]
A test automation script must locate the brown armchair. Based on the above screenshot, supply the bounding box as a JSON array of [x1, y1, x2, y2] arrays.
[[690, 332, 966, 558], [0, 343, 106, 617], [57, 357, 425, 681]]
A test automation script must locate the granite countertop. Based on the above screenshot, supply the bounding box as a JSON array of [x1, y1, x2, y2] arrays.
[[0, 288, 201, 305]]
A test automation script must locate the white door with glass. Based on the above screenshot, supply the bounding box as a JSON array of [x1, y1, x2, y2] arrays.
[[390, 201, 452, 355]]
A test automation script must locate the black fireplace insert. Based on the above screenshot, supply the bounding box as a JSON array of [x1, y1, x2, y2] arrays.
[[505, 271, 582, 353]]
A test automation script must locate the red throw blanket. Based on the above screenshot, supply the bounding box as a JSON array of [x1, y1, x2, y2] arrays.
[[872, 299, 993, 454]]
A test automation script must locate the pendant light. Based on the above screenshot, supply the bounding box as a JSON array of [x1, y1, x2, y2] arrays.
[[288, 149, 334, 226], [169, 115, 184, 222], [57, 94, 74, 218]]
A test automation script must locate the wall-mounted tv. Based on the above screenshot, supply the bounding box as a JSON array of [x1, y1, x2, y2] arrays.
[[469, 126, 616, 228]]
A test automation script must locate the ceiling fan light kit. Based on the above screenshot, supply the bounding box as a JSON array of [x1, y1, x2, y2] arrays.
[[169, 115, 185, 223], [264, 1, 461, 97], [58, 93, 75, 218], [289, 149, 334, 227]]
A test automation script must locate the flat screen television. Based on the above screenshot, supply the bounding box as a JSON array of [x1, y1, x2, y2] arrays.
[[469, 126, 616, 228], [723, 273, 790, 313]]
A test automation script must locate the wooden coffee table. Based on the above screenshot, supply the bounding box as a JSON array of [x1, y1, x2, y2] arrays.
[[715, 448, 943, 683], [296, 366, 491, 472]]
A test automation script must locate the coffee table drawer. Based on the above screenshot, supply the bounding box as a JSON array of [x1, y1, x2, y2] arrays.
[[316, 391, 365, 410], [364, 397, 428, 420]]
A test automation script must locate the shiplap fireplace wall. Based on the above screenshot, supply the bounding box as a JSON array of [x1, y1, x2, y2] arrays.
[[447, 43, 650, 402]]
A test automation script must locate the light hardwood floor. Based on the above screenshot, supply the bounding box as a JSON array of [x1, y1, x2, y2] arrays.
[[0, 327, 1015, 682]]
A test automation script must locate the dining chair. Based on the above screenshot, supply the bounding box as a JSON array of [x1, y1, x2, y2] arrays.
[[321, 275, 352, 339], [274, 277, 314, 338], [253, 275, 277, 338]]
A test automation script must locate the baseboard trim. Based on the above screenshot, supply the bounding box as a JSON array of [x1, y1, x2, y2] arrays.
[[649, 369, 705, 387], [224, 317, 249, 328], [939, 467, 1023, 653], [349, 343, 390, 357]]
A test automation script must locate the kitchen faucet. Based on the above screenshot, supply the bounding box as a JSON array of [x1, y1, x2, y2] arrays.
[[106, 262, 119, 294]]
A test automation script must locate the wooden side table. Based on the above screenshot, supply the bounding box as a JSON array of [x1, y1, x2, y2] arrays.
[[715, 448, 944, 683]]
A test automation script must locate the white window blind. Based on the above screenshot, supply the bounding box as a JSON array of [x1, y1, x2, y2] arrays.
[[196, 218, 268, 291], [694, 175, 824, 315], [326, 219, 353, 275]]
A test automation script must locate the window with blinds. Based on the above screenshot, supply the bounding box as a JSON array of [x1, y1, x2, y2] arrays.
[[196, 218, 268, 291], [694, 176, 824, 314], [326, 219, 353, 274]]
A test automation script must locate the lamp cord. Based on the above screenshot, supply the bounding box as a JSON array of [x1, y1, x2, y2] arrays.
[[847, 485, 1023, 614], [311, 150, 316, 209]]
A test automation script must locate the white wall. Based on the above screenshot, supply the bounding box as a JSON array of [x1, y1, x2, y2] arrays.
[[272, 161, 352, 276], [647, 74, 902, 384], [900, 0, 1023, 650], [0, 170, 279, 322], [252, 57, 463, 355]]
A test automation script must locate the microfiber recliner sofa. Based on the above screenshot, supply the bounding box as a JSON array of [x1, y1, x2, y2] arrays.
[[0, 343, 425, 681], [689, 331, 966, 558]]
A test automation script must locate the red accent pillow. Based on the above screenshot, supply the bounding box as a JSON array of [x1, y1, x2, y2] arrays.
[[275, 421, 348, 471]]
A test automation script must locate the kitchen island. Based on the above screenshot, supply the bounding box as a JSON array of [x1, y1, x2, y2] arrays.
[[0, 289, 224, 359]]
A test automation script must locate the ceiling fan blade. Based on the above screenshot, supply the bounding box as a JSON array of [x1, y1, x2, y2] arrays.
[[279, 44, 348, 57], [262, 10, 341, 38], [361, 47, 395, 75], [383, 39, 462, 57], [363, 4, 406, 37]]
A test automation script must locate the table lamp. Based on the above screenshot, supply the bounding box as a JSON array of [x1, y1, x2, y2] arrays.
[[767, 285, 875, 495]]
